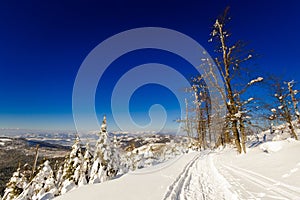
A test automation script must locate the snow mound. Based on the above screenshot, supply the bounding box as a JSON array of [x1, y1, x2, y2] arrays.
[[260, 141, 283, 153]]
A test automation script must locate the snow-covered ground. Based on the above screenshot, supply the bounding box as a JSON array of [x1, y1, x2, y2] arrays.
[[56, 136, 300, 200], [55, 152, 199, 200], [216, 140, 300, 199]]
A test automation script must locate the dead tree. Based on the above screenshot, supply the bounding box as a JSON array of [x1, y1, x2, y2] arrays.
[[30, 144, 39, 181]]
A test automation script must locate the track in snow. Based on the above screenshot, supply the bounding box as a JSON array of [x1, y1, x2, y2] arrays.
[[221, 164, 300, 200], [164, 151, 300, 200], [163, 151, 237, 200]]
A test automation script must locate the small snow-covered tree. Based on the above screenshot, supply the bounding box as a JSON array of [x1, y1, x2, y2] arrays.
[[89, 116, 120, 184], [78, 143, 93, 186], [17, 160, 58, 200], [2, 167, 27, 200], [60, 136, 83, 194]]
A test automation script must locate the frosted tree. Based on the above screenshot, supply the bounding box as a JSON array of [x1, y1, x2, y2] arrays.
[[143, 145, 155, 167], [189, 79, 213, 150], [109, 136, 121, 174], [60, 136, 83, 194], [207, 7, 263, 153], [176, 98, 193, 144], [78, 143, 93, 186], [286, 80, 300, 123], [17, 160, 58, 200], [55, 166, 63, 188], [89, 115, 120, 183], [269, 79, 298, 140], [2, 167, 27, 200]]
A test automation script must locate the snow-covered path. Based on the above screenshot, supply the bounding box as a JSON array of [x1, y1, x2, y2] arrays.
[[163, 151, 236, 200], [165, 146, 300, 200]]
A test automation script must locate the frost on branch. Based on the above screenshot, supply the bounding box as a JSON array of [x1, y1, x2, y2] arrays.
[[248, 77, 263, 85]]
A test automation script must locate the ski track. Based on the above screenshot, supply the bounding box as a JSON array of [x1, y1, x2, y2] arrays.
[[163, 152, 236, 200], [163, 153, 201, 200], [164, 151, 300, 200], [222, 164, 300, 200]]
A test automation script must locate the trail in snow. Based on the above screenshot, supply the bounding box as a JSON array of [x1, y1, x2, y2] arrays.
[[163, 151, 237, 200], [164, 149, 300, 200], [220, 164, 300, 200]]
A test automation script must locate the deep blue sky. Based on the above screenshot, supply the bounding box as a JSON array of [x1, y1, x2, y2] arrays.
[[0, 0, 300, 131]]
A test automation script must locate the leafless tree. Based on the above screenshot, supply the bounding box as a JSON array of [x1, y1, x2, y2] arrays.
[[268, 78, 299, 140], [286, 80, 300, 124], [207, 7, 263, 153]]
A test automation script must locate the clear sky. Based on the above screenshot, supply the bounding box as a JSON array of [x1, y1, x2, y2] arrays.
[[0, 0, 300, 131]]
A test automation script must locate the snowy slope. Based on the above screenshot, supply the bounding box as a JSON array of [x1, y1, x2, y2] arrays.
[[56, 139, 300, 200], [55, 152, 200, 200], [215, 139, 300, 199]]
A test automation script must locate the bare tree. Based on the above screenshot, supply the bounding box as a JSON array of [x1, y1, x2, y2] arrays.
[[209, 7, 263, 153], [192, 84, 207, 149], [286, 80, 300, 124], [177, 98, 193, 141], [269, 79, 298, 140]]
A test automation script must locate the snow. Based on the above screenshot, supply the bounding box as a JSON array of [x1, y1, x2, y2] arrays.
[[56, 136, 300, 200], [247, 97, 254, 102], [0, 138, 12, 145], [260, 141, 283, 153], [249, 77, 263, 85], [0, 138, 12, 142], [55, 153, 199, 200], [234, 111, 242, 118]]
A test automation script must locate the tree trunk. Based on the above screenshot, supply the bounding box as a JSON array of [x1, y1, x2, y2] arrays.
[[287, 115, 298, 140], [232, 120, 242, 153], [239, 119, 247, 153]]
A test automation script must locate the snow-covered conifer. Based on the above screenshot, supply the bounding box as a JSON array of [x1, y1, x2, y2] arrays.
[[17, 160, 58, 200], [89, 116, 120, 183], [2, 167, 27, 200], [60, 136, 83, 194], [78, 143, 93, 186]]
